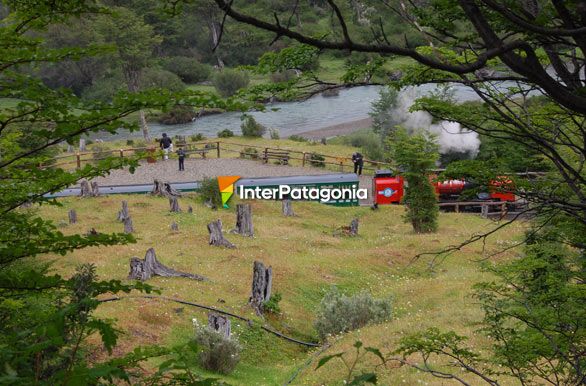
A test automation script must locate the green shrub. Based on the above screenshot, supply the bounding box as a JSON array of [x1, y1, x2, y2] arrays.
[[161, 56, 212, 83], [269, 128, 280, 140], [194, 325, 241, 374], [314, 288, 392, 339], [126, 139, 134, 146], [309, 152, 325, 167], [263, 292, 282, 314], [217, 129, 234, 138], [157, 105, 196, 125], [198, 177, 222, 208], [213, 69, 250, 97], [190, 133, 206, 142], [270, 69, 297, 83], [81, 73, 125, 102], [141, 68, 185, 92], [342, 130, 385, 161], [240, 115, 266, 138], [240, 147, 258, 159], [288, 135, 308, 142]]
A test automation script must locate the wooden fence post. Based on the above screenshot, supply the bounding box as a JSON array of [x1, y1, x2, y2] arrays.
[[119, 149, 124, 158], [76, 153, 81, 169], [216, 141, 221, 158], [302, 152, 306, 167]]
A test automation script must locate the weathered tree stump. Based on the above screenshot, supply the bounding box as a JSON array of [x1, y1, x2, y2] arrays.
[[79, 180, 92, 197], [86, 228, 99, 236], [170, 221, 179, 231], [79, 138, 86, 152], [249, 261, 272, 315], [68, 209, 77, 224], [333, 218, 359, 237], [117, 201, 130, 222], [169, 196, 181, 212], [188, 205, 193, 214], [90, 181, 100, 197], [207, 219, 235, 248], [128, 248, 206, 281], [204, 199, 217, 210], [123, 216, 134, 234], [208, 313, 231, 338], [151, 179, 181, 197], [232, 204, 254, 237], [282, 199, 295, 217]]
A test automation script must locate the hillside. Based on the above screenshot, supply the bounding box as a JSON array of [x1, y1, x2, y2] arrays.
[[36, 195, 525, 385]]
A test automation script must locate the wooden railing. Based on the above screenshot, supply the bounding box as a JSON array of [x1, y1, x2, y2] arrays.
[[40, 140, 396, 175]]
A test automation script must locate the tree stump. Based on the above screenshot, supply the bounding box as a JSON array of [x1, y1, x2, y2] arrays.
[[208, 313, 231, 338], [282, 199, 295, 217], [117, 201, 130, 222], [169, 196, 181, 212], [207, 219, 235, 248], [128, 248, 206, 281], [79, 138, 86, 152], [79, 180, 92, 197], [249, 261, 272, 315], [68, 209, 77, 224], [170, 221, 179, 231], [232, 204, 254, 237], [188, 205, 193, 214], [151, 179, 181, 197], [90, 181, 100, 197], [349, 218, 359, 236], [333, 218, 359, 237], [123, 216, 134, 234]]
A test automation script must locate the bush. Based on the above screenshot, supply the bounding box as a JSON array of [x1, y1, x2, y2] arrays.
[[213, 69, 250, 97], [240, 147, 258, 159], [194, 326, 241, 374], [270, 69, 297, 83], [269, 128, 280, 140], [161, 56, 212, 83], [140, 68, 185, 92], [190, 133, 206, 142], [263, 293, 282, 314], [240, 115, 266, 138], [157, 105, 196, 125], [314, 288, 392, 339], [309, 152, 325, 167], [198, 177, 222, 208], [217, 129, 234, 138], [126, 139, 134, 146], [288, 135, 308, 142], [342, 130, 385, 161], [81, 73, 125, 102]]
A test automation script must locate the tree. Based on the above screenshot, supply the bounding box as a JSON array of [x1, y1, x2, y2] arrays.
[[390, 129, 439, 233], [96, 7, 162, 141], [0, 2, 228, 382]]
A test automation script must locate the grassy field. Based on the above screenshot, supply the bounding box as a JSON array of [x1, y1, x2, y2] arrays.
[[35, 193, 526, 385]]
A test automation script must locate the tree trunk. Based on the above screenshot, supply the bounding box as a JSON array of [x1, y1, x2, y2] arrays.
[[209, 20, 225, 68], [68, 209, 77, 224], [128, 248, 206, 281], [125, 68, 150, 141], [79, 138, 86, 152], [139, 110, 150, 142], [170, 221, 179, 231], [90, 181, 99, 197], [124, 216, 134, 234], [169, 196, 181, 212], [349, 218, 359, 236], [207, 219, 235, 248], [249, 261, 272, 315], [208, 313, 231, 338], [80, 180, 92, 197], [232, 204, 254, 237], [282, 199, 295, 216], [152, 179, 181, 197], [117, 200, 130, 222]]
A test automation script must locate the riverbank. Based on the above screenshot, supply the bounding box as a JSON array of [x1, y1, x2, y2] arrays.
[[294, 117, 372, 139]]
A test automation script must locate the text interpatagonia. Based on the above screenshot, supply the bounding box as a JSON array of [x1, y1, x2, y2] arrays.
[[238, 184, 368, 202]]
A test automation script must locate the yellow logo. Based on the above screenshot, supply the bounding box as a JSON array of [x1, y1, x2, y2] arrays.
[[217, 176, 240, 208]]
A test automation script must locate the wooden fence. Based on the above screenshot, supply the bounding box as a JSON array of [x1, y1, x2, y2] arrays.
[[40, 140, 396, 175]]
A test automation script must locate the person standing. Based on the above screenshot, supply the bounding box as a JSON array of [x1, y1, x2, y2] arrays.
[[177, 147, 186, 171], [352, 152, 364, 175], [159, 133, 172, 160]]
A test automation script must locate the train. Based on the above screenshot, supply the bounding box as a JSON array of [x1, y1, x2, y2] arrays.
[[372, 169, 516, 206]]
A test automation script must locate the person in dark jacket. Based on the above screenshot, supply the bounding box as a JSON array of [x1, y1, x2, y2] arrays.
[[159, 133, 172, 160], [177, 147, 186, 171], [352, 152, 364, 175]]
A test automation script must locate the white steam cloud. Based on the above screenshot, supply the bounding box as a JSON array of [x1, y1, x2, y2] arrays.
[[392, 88, 480, 156]]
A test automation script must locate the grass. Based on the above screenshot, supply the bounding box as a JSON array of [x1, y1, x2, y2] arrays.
[[35, 193, 526, 385]]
